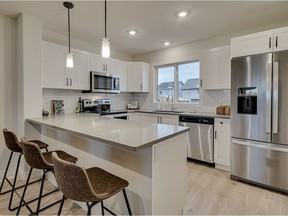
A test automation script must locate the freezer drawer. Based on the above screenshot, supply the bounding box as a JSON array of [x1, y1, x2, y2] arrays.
[[231, 139, 288, 192]]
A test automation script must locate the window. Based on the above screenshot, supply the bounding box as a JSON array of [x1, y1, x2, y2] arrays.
[[156, 60, 200, 104]]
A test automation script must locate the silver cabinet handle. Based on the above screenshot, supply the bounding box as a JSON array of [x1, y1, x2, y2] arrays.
[[66, 78, 69, 86], [266, 63, 272, 134], [103, 64, 105, 71], [215, 130, 217, 139], [161, 116, 162, 123], [275, 36, 278, 48], [106, 64, 108, 71], [273, 62, 279, 134], [269, 37, 272, 48], [200, 79, 203, 87], [157, 116, 159, 123], [70, 78, 72, 86], [140, 84, 143, 91]]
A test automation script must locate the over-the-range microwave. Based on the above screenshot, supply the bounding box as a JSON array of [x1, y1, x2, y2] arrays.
[[84, 71, 120, 94]]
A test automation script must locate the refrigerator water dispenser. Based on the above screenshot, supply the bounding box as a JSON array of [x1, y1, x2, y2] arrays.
[[237, 87, 258, 114]]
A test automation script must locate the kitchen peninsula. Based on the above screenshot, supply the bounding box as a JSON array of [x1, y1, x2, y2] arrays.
[[26, 113, 189, 215]]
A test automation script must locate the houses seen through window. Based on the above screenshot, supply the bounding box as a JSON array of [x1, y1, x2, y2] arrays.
[[156, 61, 200, 103]]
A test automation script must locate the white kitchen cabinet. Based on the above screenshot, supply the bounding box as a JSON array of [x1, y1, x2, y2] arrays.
[[273, 26, 288, 52], [88, 53, 115, 73], [200, 46, 231, 90], [214, 118, 230, 171], [42, 41, 89, 90], [231, 26, 288, 57], [113, 59, 127, 92], [126, 62, 150, 92], [129, 112, 179, 126]]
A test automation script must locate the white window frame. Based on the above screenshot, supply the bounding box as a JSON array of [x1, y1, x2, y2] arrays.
[[153, 58, 202, 106]]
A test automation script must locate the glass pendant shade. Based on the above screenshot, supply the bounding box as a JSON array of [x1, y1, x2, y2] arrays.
[[101, 38, 110, 58], [66, 53, 74, 68]]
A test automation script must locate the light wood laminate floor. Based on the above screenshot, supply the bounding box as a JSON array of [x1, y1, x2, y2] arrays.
[[1, 161, 288, 215]]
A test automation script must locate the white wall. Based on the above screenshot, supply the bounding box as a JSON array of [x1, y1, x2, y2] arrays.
[[0, 15, 17, 175]]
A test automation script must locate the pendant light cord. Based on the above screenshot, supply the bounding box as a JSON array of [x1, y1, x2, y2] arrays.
[[105, 0, 107, 38], [68, 7, 71, 53]]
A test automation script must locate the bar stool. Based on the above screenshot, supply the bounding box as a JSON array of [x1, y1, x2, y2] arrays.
[[0, 128, 49, 211], [52, 152, 132, 216], [16, 138, 78, 215]]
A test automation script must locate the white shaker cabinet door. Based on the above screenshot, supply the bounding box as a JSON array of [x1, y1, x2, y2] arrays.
[[274, 26, 288, 52], [214, 118, 230, 169], [126, 62, 150, 92], [70, 49, 89, 90], [231, 30, 274, 57], [113, 59, 127, 92], [160, 114, 179, 126], [200, 45, 231, 90]]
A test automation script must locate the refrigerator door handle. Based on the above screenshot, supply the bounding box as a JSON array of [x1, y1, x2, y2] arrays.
[[273, 62, 279, 134], [266, 63, 272, 134]]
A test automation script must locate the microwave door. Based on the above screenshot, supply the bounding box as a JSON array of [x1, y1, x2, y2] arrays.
[[272, 51, 288, 145]]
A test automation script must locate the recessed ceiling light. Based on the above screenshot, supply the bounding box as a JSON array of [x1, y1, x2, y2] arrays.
[[178, 11, 188, 17], [129, 30, 136, 35], [164, 41, 170, 46]]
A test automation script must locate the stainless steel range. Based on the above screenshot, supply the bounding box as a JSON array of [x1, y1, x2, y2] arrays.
[[231, 50, 288, 193], [81, 99, 111, 114]]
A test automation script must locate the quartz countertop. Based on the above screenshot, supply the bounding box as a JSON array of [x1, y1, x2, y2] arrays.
[[27, 113, 189, 151], [134, 110, 230, 119]]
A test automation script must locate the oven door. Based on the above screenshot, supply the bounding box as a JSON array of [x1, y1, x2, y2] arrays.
[[91, 71, 120, 93]]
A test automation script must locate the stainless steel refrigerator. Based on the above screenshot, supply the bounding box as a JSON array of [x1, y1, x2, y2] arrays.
[[231, 50, 288, 192]]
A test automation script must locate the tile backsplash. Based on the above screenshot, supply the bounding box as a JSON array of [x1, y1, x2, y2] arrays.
[[42, 89, 133, 114], [43, 89, 230, 114]]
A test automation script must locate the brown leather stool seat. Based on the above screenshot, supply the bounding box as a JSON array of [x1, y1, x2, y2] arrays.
[[16, 138, 78, 215], [52, 152, 132, 215], [0, 128, 49, 211]]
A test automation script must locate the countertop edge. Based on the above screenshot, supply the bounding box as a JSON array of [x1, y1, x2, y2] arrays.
[[26, 118, 190, 152]]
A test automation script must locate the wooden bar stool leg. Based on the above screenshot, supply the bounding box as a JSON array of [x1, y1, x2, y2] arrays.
[[123, 189, 132, 216]]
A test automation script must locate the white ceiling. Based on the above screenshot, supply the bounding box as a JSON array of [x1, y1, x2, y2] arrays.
[[0, 1, 288, 56]]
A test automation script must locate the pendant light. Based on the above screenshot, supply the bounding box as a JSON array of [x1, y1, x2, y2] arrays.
[[63, 1, 74, 68], [102, 0, 110, 58]]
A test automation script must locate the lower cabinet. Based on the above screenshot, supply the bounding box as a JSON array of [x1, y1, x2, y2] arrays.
[[214, 118, 230, 171], [128, 112, 179, 126]]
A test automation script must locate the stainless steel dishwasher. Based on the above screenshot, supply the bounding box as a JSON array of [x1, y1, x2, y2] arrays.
[[179, 116, 214, 164]]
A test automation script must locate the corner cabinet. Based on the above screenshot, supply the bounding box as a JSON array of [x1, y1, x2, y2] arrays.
[[231, 26, 288, 57], [42, 41, 89, 90], [126, 62, 150, 92], [214, 118, 230, 171], [200, 45, 231, 90]]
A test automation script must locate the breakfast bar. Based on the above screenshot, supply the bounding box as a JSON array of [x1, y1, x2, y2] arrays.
[[26, 113, 189, 215]]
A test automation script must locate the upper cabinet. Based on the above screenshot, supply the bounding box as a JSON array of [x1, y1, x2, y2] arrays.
[[126, 62, 150, 92], [200, 45, 231, 90], [42, 41, 89, 90], [231, 26, 288, 57], [88, 53, 116, 73]]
